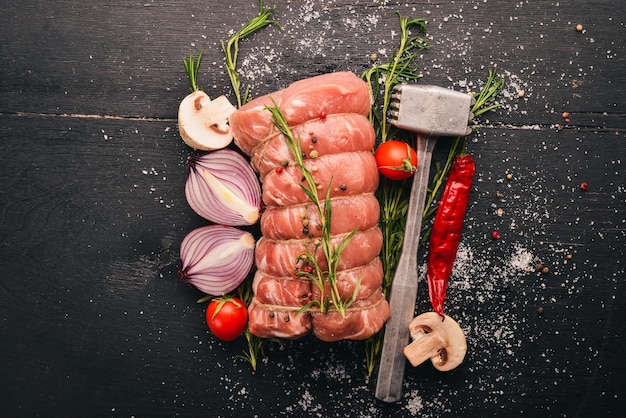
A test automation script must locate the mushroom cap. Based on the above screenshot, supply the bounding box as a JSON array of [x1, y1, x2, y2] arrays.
[[178, 90, 236, 151], [403, 311, 467, 371]]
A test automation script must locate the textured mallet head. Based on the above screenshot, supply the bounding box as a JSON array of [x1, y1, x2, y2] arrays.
[[388, 84, 476, 137]]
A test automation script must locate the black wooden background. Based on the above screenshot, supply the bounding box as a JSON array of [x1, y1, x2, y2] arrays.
[[1, 1, 624, 417]]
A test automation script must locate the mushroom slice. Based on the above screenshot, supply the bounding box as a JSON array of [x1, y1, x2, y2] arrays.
[[402, 311, 467, 371], [178, 90, 237, 151]]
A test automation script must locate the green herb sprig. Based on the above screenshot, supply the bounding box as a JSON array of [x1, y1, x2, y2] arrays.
[[183, 50, 203, 93], [222, 0, 282, 107], [361, 14, 430, 143], [265, 102, 359, 317]]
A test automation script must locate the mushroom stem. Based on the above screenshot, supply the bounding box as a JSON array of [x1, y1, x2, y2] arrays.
[[403, 328, 446, 367]]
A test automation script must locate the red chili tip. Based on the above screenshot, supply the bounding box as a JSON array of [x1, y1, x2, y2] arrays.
[[491, 230, 501, 240], [580, 182, 589, 191]]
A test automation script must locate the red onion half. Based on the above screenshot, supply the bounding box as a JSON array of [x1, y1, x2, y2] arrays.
[[185, 149, 261, 226], [179, 225, 255, 296]]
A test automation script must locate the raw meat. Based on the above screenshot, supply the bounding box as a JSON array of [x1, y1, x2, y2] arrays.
[[312, 291, 390, 342], [255, 226, 383, 278], [229, 71, 389, 341], [260, 193, 380, 240], [252, 270, 312, 306], [250, 113, 375, 181], [231, 71, 371, 153], [247, 299, 312, 339], [261, 151, 379, 207]]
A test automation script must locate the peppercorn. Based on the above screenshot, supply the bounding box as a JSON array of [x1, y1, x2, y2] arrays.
[[566, 254, 573, 260], [491, 230, 500, 240], [542, 266, 550, 274], [340, 184, 347, 191], [269, 312, 275, 318], [311, 136, 318, 144], [580, 182, 589, 191], [562, 111, 569, 118], [576, 24, 583, 32], [536, 307, 544, 317], [506, 173, 513, 180], [302, 227, 309, 235], [275, 166, 283, 173], [535, 263, 543, 271]]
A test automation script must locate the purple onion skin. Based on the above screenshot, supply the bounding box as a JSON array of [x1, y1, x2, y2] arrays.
[[178, 225, 255, 296], [185, 149, 262, 226]]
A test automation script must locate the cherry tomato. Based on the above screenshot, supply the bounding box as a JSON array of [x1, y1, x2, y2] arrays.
[[205, 296, 248, 341], [375, 140, 418, 180]]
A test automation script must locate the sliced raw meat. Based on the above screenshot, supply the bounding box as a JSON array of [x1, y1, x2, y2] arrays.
[[252, 270, 312, 306], [247, 298, 312, 339], [280, 71, 371, 123], [262, 151, 379, 207], [231, 72, 370, 153], [260, 193, 380, 240], [311, 257, 383, 303], [230, 92, 283, 155], [312, 290, 390, 342], [251, 113, 375, 180], [255, 226, 383, 278]]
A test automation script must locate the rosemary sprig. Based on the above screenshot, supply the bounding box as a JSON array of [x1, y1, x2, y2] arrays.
[[265, 101, 359, 317], [183, 50, 203, 92], [362, 12, 430, 376], [222, 0, 282, 107], [361, 14, 430, 143]]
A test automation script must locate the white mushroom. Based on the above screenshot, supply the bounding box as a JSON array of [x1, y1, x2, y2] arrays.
[[403, 311, 467, 371], [178, 90, 237, 151]]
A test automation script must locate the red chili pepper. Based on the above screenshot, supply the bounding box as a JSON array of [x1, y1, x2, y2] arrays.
[[427, 154, 475, 319]]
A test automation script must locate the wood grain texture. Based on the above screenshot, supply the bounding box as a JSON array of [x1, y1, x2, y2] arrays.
[[1, 0, 624, 416]]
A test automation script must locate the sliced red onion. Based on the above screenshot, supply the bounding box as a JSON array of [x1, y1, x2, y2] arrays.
[[179, 225, 255, 296], [185, 149, 261, 226]]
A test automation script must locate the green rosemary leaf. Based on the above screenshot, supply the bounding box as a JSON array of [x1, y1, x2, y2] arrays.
[[183, 50, 203, 92], [222, 0, 282, 107]]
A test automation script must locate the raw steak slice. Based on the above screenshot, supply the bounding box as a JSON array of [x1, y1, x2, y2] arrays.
[[251, 113, 375, 180], [247, 298, 312, 339], [262, 151, 379, 207], [255, 226, 383, 278], [312, 290, 390, 342], [230, 92, 283, 155], [230, 72, 370, 153], [252, 270, 312, 306], [311, 257, 383, 303], [260, 193, 380, 240]]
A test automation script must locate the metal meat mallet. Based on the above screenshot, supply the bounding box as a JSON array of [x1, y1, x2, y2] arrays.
[[375, 84, 475, 403]]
